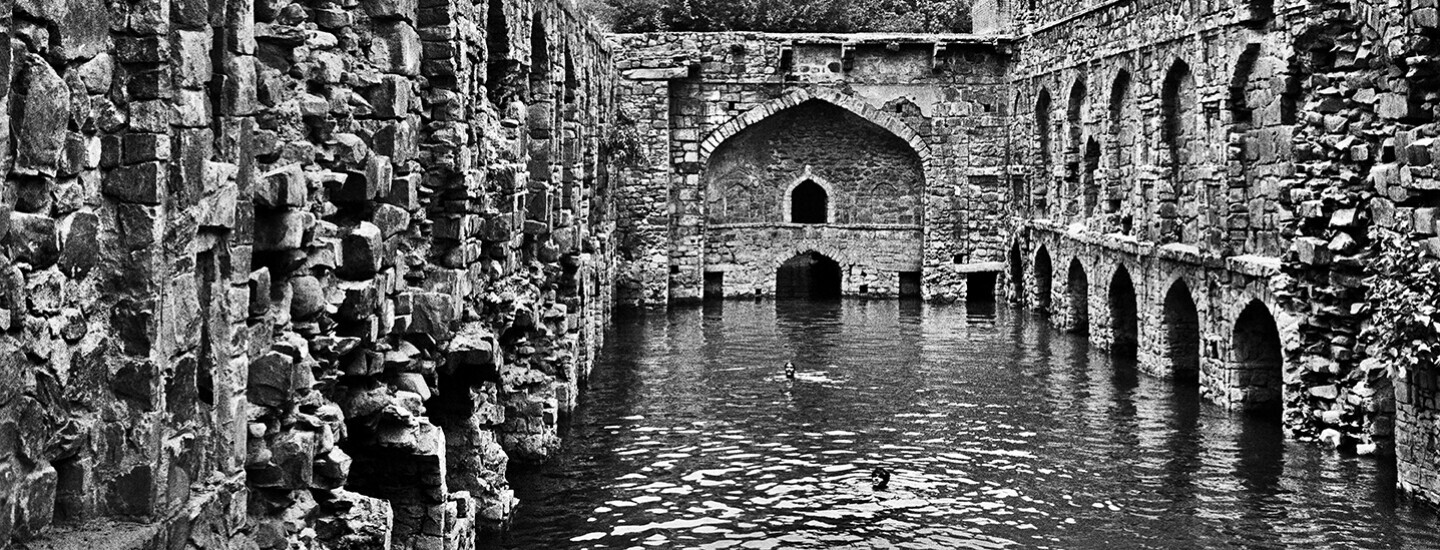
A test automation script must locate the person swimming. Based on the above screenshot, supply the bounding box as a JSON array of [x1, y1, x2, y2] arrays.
[[870, 467, 891, 491], [784, 361, 796, 379]]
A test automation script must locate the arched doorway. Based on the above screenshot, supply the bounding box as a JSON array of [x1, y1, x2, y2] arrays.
[[1232, 301, 1283, 415], [1109, 266, 1138, 357], [790, 180, 828, 224], [1009, 243, 1025, 304], [776, 252, 841, 299], [1034, 247, 1053, 313], [1067, 259, 1089, 334], [1162, 280, 1201, 384]]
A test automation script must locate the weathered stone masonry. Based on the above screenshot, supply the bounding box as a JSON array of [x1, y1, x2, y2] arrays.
[[0, 0, 619, 547], [1002, 0, 1440, 509], [611, 32, 1015, 304], [608, 0, 1440, 510]]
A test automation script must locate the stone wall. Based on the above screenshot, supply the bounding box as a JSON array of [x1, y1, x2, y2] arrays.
[[705, 101, 924, 226], [706, 224, 923, 297], [0, 0, 619, 548], [1001, 0, 1440, 508], [612, 32, 1014, 305]]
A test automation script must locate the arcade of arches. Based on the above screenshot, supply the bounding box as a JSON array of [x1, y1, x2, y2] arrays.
[[613, 0, 1440, 511], [7, 0, 1440, 547]]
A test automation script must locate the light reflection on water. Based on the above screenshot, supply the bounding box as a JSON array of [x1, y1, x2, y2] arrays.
[[488, 300, 1439, 549]]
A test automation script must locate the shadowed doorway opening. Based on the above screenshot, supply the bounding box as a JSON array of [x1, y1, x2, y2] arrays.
[[790, 180, 828, 224], [777, 252, 841, 299]]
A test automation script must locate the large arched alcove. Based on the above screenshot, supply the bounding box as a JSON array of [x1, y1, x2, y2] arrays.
[[1161, 60, 1196, 187], [704, 100, 924, 225], [1109, 266, 1138, 356], [1034, 246, 1053, 313], [1162, 279, 1201, 384], [1067, 259, 1089, 334], [776, 251, 842, 300], [1232, 300, 1283, 416]]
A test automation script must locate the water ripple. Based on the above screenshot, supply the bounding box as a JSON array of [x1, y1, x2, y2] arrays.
[[490, 300, 1440, 550]]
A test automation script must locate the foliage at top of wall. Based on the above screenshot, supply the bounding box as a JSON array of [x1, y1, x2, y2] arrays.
[[595, 0, 974, 33]]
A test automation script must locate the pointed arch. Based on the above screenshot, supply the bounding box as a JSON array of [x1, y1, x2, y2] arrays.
[[789, 179, 829, 224], [1107, 68, 1133, 218], [1083, 137, 1101, 216], [777, 250, 842, 299], [1009, 242, 1025, 304], [1232, 300, 1283, 415], [1066, 258, 1089, 334], [1036, 87, 1053, 167], [1109, 265, 1138, 355], [1034, 246, 1053, 312], [1161, 59, 1195, 183], [529, 14, 551, 99], [699, 89, 932, 165], [485, 0, 517, 107], [1229, 44, 1261, 128], [1162, 279, 1201, 383]]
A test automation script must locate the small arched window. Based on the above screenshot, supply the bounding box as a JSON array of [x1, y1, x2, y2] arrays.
[[791, 180, 828, 224]]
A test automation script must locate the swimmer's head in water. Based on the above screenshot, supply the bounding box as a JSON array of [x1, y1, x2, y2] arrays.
[[871, 467, 890, 490], [784, 361, 796, 378]]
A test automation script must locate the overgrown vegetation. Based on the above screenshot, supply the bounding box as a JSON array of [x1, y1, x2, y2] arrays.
[[1362, 229, 1440, 375], [602, 109, 649, 169], [590, 0, 975, 33]]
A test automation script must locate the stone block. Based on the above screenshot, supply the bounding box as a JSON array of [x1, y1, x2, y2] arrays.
[[334, 133, 371, 167], [254, 211, 310, 251], [248, 267, 271, 319], [13, 464, 57, 541], [361, 0, 417, 21], [370, 22, 421, 76], [129, 100, 173, 133], [373, 119, 418, 164], [57, 211, 100, 278], [290, 275, 325, 319], [446, 326, 498, 380], [313, 447, 352, 489], [387, 173, 420, 211], [104, 161, 165, 204], [248, 351, 298, 408], [6, 213, 59, 268], [173, 29, 213, 88], [171, 0, 210, 29], [395, 292, 456, 339], [256, 164, 308, 209], [368, 75, 414, 119], [339, 222, 383, 280], [14, 55, 71, 176], [222, 55, 258, 116], [198, 162, 240, 228], [271, 429, 317, 489], [15, 0, 109, 60], [225, 0, 257, 54], [121, 132, 171, 165]]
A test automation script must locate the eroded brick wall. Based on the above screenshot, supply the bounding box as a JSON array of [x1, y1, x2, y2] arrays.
[[0, 0, 618, 548]]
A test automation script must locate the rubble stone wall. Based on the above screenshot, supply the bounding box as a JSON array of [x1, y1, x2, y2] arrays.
[[612, 32, 1015, 305], [1000, 0, 1440, 507], [0, 0, 619, 547]]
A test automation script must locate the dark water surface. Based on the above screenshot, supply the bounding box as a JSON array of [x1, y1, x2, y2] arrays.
[[491, 300, 1439, 549]]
